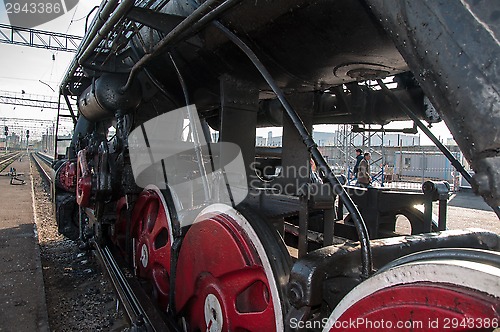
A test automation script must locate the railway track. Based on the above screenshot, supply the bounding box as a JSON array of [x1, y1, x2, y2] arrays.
[[35, 152, 54, 167], [30, 152, 170, 332], [31, 152, 52, 183], [0, 152, 22, 173]]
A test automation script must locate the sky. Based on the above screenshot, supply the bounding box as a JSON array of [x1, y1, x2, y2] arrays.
[[0, 1, 101, 97], [0, 0, 101, 138], [0, 0, 453, 144]]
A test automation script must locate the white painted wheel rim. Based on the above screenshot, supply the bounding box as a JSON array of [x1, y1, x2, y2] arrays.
[[194, 203, 284, 332]]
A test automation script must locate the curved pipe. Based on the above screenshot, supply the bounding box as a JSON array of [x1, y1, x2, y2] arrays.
[[61, 0, 134, 92], [122, 0, 227, 91], [213, 21, 373, 277], [85, 6, 99, 33]]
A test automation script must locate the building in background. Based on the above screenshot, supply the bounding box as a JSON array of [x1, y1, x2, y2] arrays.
[[251, 127, 465, 189], [393, 149, 462, 182], [0, 132, 21, 149]]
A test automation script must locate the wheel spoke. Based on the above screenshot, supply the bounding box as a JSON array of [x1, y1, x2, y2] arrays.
[[125, 188, 174, 312], [150, 209, 167, 240], [188, 295, 206, 331], [151, 244, 170, 266], [152, 266, 169, 294], [131, 192, 150, 228], [218, 266, 268, 301], [144, 199, 159, 233], [174, 205, 289, 331], [220, 268, 274, 330]]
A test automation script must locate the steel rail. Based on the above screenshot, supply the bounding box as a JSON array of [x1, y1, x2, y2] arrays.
[[31, 152, 169, 330], [0, 152, 22, 173], [94, 243, 150, 330], [93, 244, 170, 331], [34, 152, 53, 166], [30, 153, 51, 183], [0, 152, 18, 162]]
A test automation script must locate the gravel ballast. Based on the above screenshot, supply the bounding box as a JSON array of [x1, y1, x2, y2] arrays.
[[31, 162, 129, 331]]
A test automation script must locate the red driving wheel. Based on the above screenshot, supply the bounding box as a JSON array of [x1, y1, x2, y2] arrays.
[[323, 255, 500, 332], [175, 204, 290, 332], [328, 284, 499, 332], [130, 187, 173, 310], [76, 150, 91, 207]]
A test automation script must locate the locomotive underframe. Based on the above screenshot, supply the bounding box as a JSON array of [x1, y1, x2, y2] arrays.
[[52, 0, 500, 330]]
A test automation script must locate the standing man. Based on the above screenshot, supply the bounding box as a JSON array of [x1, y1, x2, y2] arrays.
[[310, 158, 323, 183], [357, 152, 371, 187], [352, 148, 363, 179]]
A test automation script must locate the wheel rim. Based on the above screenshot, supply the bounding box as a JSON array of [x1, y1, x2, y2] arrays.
[[175, 204, 287, 332], [131, 186, 173, 310], [323, 258, 500, 331]]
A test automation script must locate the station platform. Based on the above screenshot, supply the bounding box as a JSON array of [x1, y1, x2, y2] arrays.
[[0, 157, 49, 332]]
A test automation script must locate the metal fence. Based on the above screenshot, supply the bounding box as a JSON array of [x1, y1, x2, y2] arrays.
[[337, 150, 467, 192]]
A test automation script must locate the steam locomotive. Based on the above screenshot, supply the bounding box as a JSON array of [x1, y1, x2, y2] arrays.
[[53, 0, 500, 330]]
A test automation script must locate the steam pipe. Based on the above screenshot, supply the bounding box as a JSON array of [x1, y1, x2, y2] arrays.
[[61, 0, 119, 90], [61, 0, 135, 92], [122, 0, 243, 91], [121, 0, 226, 91], [169, 53, 212, 202], [78, 0, 135, 67], [85, 6, 100, 33]]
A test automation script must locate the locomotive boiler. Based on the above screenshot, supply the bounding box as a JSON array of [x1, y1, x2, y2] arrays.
[[53, 0, 500, 330]]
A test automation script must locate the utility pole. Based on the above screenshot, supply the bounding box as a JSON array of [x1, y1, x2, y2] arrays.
[[398, 135, 403, 180], [26, 130, 29, 154], [52, 121, 55, 154], [4, 126, 8, 153]]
